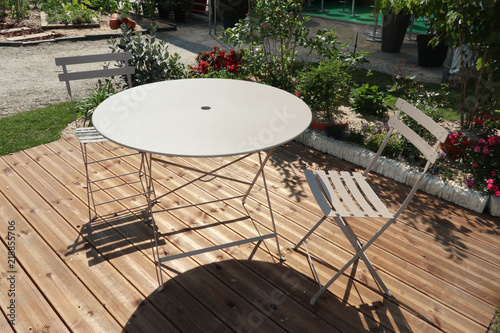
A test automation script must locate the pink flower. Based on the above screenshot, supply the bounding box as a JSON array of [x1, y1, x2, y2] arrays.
[[472, 162, 479, 168], [495, 191, 500, 197], [487, 183, 494, 189], [492, 171, 498, 177], [483, 147, 490, 154], [479, 139, 486, 144], [474, 146, 481, 152], [487, 179, 494, 184]]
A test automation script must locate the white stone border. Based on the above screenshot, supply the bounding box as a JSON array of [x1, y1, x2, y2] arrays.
[[295, 129, 498, 216]]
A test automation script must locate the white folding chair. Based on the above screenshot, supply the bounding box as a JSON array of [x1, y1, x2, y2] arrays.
[[293, 98, 448, 305], [55, 52, 148, 221]]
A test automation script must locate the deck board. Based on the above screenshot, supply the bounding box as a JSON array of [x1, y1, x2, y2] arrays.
[[0, 137, 499, 332]]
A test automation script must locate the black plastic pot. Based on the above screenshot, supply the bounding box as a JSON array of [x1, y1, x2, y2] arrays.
[[381, 12, 411, 53], [173, 9, 186, 22], [417, 34, 448, 67]]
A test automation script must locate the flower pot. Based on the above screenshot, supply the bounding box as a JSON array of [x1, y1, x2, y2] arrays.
[[381, 12, 411, 53], [173, 9, 186, 23], [109, 13, 120, 29], [157, 3, 170, 19], [121, 17, 136, 30], [417, 34, 448, 67], [310, 120, 328, 131]]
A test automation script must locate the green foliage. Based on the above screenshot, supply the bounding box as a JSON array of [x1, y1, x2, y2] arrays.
[[351, 83, 388, 117], [222, 0, 360, 92], [76, 79, 117, 126], [0, 102, 74, 156], [406, 0, 500, 129], [108, 25, 186, 86], [1, 0, 30, 20], [40, 0, 99, 24], [364, 132, 402, 158], [295, 60, 352, 121], [87, 0, 124, 13]]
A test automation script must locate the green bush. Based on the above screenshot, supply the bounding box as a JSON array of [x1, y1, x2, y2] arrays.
[[108, 25, 186, 86], [76, 79, 117, 126], [295, 60, 352, 121], [364, 133, 402, 158], [351, 83, 388, 117], [222, 0, 360, 92], [1, 0, 30, 20]]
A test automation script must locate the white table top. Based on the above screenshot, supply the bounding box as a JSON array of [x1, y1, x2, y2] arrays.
[[92, 78, 312, 157]]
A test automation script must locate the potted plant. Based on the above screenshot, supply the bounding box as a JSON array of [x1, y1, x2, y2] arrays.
[[165, 0, 191, 22], [375, 0, 412, 53], [416, 24, 448, 67], [217, 0, 248, 29]]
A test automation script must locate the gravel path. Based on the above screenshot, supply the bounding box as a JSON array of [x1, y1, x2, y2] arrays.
[[0, 15, 444, 118]]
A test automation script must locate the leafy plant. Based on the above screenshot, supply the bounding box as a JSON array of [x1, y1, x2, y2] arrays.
[[222, 0, 360, 92], [41, 0, 99, 24], [407, 0, 500, 129], [108, 25, 186, 86], [1, 0, 30, 20], [295, 60, 352, 121], [351, 83, 388, 117], [76, 79, 117, 126]]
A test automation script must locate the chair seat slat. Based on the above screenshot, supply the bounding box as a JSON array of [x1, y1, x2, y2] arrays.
[[339, 171, 378, 217], [325, 171, 362, 216], [352, 173, 393, 218]]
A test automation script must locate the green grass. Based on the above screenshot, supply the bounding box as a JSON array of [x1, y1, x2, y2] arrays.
[[0, 102, 74, 156]]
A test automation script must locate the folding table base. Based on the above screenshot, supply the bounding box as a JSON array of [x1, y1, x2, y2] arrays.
[[141, 150, 283, 291]]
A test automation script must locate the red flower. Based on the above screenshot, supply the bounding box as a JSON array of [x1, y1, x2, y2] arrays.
[[472, 162, 479, 168], [492, 171, 498, 177]]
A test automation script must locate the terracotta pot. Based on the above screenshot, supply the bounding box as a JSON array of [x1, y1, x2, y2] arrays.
[[121, 17, 136, 30], [109, 14, 120, 29], [310, 120, 327, 131]]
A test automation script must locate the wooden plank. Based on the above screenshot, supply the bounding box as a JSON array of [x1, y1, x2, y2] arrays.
[[0, 169, 122, 331], [6, 32, 53, 41], [2, 137, 499, 332], [26, 140, 234, 332], [0, 232, 64, 332], [1, 152, 180, 332]]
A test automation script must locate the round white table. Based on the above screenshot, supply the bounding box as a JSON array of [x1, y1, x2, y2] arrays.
[[93, 78, 312, 157], [92, 78, 312, 289]]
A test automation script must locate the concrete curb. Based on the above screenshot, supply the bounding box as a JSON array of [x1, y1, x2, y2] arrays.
[[295, 129, 497, 216]]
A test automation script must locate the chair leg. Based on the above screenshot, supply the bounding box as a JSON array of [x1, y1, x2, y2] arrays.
[[292, 216, 327, 250], [335, 217, 391, 295], [309, 218, 395, 305], [81, 143, 97, 222]]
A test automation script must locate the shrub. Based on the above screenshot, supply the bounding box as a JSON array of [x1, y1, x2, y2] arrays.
[[222, 0, 361, 92], [295, 60, 352, 121], [189, 46, 246, 78], [108, 25, 185, 86], [351, 83, 388, 117], [364, 132, 401, 158]]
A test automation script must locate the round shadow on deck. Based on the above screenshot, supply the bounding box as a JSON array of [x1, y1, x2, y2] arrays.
[[126, 259, 399, 332]]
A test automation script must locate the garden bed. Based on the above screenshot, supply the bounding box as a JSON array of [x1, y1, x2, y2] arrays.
[[0, 10, 176, 43], [296, 128, 499, 217]]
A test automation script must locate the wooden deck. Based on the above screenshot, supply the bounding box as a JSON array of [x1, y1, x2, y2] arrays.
[[1, 136, 499, 332]]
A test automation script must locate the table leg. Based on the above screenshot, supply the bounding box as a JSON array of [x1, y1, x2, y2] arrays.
[[143, 152, 165, 291]]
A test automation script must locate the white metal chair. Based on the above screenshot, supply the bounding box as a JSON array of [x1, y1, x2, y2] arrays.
[[293, 98, 448, 305], [55, 52, 147, 221]]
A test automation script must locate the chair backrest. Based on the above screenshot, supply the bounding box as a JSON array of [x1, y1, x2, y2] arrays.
[[364, 98, 448, 217], [55, 52, 135, 124]]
